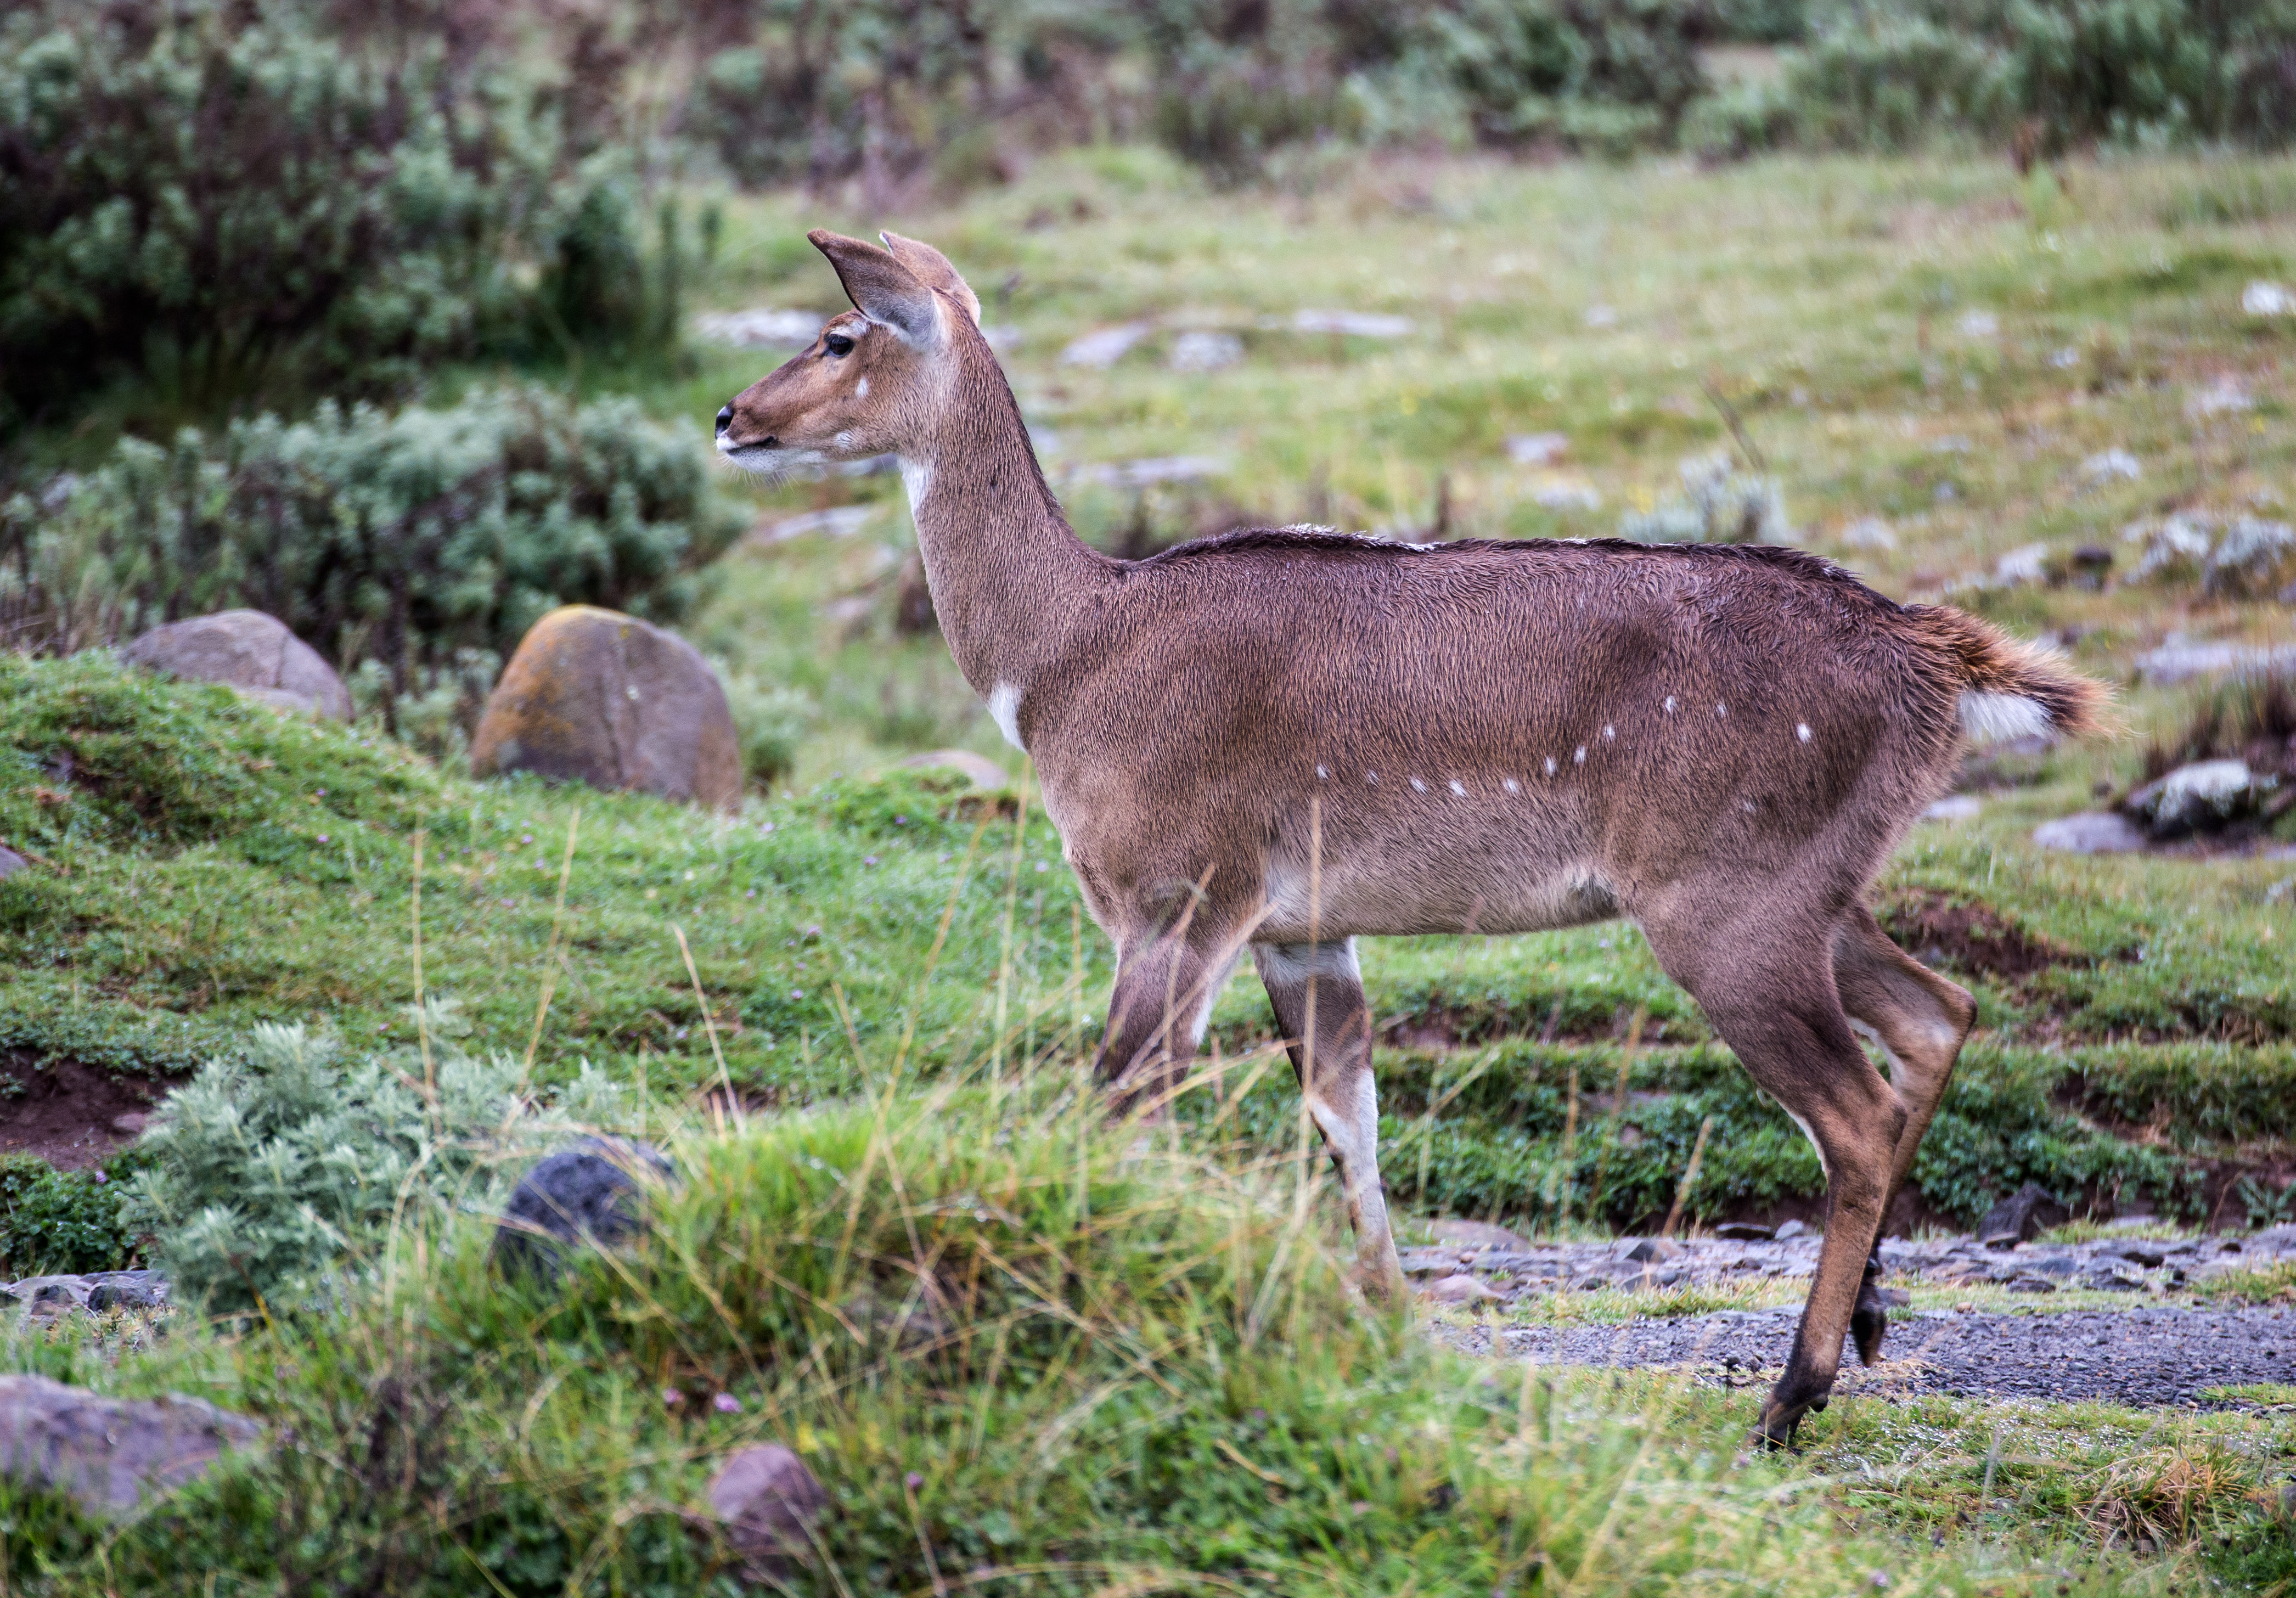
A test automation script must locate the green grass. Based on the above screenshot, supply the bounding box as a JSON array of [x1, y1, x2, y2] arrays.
[[2199, 1382, 2296, 1405]]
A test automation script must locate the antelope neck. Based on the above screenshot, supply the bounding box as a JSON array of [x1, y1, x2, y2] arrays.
[[899, 331, 1108, 722]]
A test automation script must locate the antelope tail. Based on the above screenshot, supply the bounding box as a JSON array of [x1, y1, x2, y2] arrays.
[[1901, 605, 2113, 744]]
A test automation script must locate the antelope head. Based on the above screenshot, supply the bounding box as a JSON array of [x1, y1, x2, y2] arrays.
[[714, 229, 982, 477]]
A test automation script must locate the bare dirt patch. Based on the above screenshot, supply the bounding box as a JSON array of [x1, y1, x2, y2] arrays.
[[0, 1055, 183, 1170], [1878, 889, 2083, 982]]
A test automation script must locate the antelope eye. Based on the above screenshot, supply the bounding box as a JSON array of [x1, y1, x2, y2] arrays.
[[824, 332, 855, 357]]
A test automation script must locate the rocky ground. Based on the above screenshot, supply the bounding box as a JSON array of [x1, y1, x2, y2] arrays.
[[1411, 1220, 2296, 1406]]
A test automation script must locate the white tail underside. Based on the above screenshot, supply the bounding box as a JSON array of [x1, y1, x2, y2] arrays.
[[1958, 690, 2053, 745]]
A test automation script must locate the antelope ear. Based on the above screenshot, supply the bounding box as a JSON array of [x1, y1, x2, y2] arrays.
[[879, 232, 982, 324], [807, 229, 941, 347]]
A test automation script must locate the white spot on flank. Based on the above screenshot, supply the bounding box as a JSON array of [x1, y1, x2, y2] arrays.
[[1797, 722, 1813, 742], [1573, 746, 1586, 766], [1365, 772, 1379, 786], [1544, 757, 1558, 777], [899, 457, 934, 516], [1316, 764, 1330, 780], [1663, 696, 1677, 714], [1503, 778, 1520, 794], [1410, 777, 1428, 793], [1448, 779, 1466, 796], [987, 682, 1025, 751], [834, 430, 856, 451], [1741, 799, 1758, 813], [1603, 724, 1616, 741], [1715, 702, 1727, 718], [855, 376, 869, 398], [1959, 691, 2053, 745]]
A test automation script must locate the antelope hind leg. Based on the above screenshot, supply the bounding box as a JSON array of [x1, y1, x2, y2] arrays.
[[1094, 931, 1229, 1116], [1832, 905, 1977, 1365], [1646, 916, 1905, 1448], [1252, 938, 1406, 1302]]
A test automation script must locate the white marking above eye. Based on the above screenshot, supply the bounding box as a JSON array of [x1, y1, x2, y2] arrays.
[[856, 377, 869, 398]]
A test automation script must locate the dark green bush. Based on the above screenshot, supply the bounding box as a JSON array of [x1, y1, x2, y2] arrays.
[[0, 0, 680, 436], [1416, 0, 1714, 150], [0, 1150, 145, 1276], [0, 386, 742, 725]]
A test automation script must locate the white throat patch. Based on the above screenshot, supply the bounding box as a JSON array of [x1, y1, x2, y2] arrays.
[[901, 458, 935, 520], [987, 682, 1025, 751]]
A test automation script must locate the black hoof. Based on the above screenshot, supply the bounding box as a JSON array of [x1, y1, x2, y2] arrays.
[[1851, 1298, 1889, 1366]]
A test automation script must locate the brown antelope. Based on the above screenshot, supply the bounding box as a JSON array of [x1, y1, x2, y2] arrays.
[[716, 230, 2107, 1445]]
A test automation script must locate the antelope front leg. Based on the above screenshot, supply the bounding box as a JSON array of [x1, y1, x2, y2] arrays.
[[1251, 938, 1405, 1302]]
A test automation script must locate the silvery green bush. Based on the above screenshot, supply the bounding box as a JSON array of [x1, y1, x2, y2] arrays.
[[122, 1003, 635, 1312], [0, 385, 742, 734]]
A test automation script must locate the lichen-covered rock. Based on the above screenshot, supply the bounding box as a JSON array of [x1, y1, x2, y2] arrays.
[[492, 1136, 675, 1281], [120, 610, 352, 721], [0, 1374, 261, 1517], [471, 606, 742, 812], [2203, 517, 2296, 599], [2125, 759, 2269, 838]]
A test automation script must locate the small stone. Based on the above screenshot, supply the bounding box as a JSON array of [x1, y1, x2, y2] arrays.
[[120, 610, 353, 721], [0, 846, 26, 882], [1622, 1237, 1685, 1264], [1713, 1222, 1775, 1241], [1060, 323, 1153, 368], [2033, 812, 2148, 854], [693, 308, 832, 350], [1276, 310, 1414, 339], [1991, 543, 2051, 586], [1839, 516, 1896, 552], [493, 1138, 675, 1281], [110, 1112, 149, 1136], [2243, 280, 2296, 317], [1957, 311, 1999, 338], [1772, 1219, 1808, 1241], [1921, 795, 1982, 823], [1506, 432, 1569, 468], [0, 1375, 261, 1517], [85, 1272, 167, 1313], [2006, 1276, 2057, 1293], [2079, 449, 2142, 485], [2203, 517, 2296, 600], [1167, 331, 1242, 373], [707, 1444, 831, 1585]]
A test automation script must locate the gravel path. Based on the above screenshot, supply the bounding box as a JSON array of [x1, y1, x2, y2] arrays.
[[1435, 1305, 2296, 1406]]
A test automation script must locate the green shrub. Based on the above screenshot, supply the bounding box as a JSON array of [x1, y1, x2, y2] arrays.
[[2002, 0, 2224, 148], [1784, 16, 2013, 148], [0, 1150, 145, 1276], [0, 0, 683, 434], [0, 386, 742, 733], [122, 1006, 633, 1311], [1416, 0, 1713, 149]]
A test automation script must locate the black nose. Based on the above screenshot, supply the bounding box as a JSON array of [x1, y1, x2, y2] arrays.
[[714, 404, 733, 435]]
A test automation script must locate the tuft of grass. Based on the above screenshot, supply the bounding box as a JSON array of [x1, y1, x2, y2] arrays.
[[2198, 1382, 2296, 1405], [2188, 1262, 2296, 1305]]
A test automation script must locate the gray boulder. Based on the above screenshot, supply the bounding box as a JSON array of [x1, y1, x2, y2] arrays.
[[2125, 759, 2270, 837], [493, 1137, 674, 1281], [0, 846, 27, 881], [0, 1374, 261, 1517], [121, 610, 353, 721], [708, 1444, 831, 1585], [471, 606, 744, 813]]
